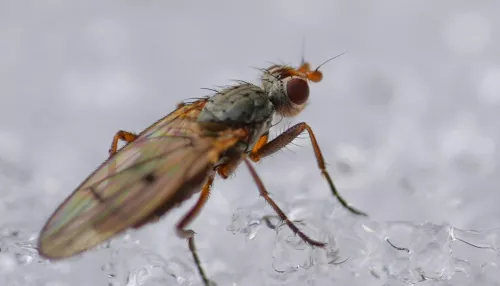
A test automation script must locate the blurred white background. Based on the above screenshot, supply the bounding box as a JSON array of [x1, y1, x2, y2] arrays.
[[1, 1, 500, 285]]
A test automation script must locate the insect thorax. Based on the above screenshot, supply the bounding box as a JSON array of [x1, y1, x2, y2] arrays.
[[197, 83, 274, 152]]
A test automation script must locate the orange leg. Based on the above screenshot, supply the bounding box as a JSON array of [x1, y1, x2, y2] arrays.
[[108, 130, 138, 157], [216, 158, 241, 179], [176, 174, 215, 286], [177, 128, 247, 285], [176, 174, 214, 238], [217, 133, 269, 178], [243, 158, 326, 247], [249, 122, 367, 216], [248, 133, 269, 162]]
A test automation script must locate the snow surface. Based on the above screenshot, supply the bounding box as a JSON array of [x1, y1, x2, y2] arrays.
[[1, 1, 500, 285]]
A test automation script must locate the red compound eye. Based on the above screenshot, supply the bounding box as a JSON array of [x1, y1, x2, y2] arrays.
[[286, 78, 309, 105]]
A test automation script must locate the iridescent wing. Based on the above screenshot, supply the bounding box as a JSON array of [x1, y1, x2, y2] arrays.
[[38, 99, 238, 259]]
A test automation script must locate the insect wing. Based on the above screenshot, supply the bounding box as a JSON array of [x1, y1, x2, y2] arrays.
[[38, 101, 215, 259], [138, 98, 208, 139]]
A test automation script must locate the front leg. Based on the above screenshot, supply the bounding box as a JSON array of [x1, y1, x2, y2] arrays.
[[250, 122, 367, 216]]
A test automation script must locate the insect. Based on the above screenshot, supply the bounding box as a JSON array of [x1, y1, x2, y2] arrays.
[[37, 56, 366, 285]]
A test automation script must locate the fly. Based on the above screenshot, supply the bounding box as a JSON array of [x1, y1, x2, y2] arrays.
[[38, 55, 366, 285]]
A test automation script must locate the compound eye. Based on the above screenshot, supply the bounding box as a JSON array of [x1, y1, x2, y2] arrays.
[[286, 78, 309, 105]]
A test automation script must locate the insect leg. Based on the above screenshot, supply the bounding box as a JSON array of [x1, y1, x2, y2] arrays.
[[249, 122, 367, 216], [243, 158, 326, 247], [216, 132, 267, 178], [176, 174, 215, 286], [176, 174, 214, 238], [108, 130, 138, 156], [188, 237, 211, 286], [249, 134, 269, 161]]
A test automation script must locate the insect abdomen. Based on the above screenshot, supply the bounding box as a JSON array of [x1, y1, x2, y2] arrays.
[[132, 169, 211, 229]]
